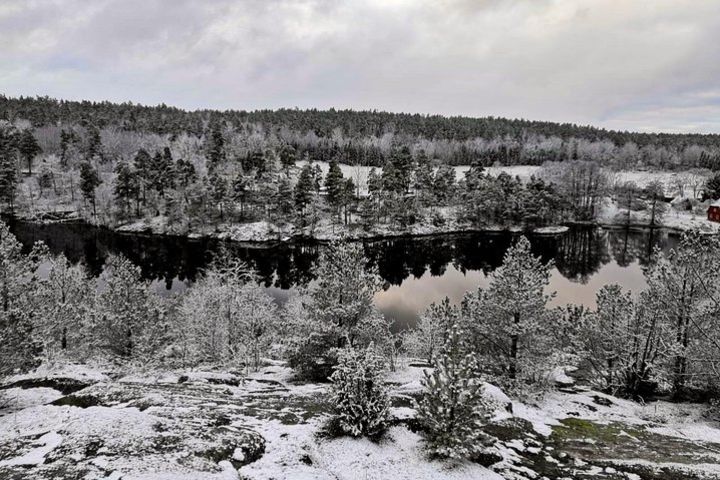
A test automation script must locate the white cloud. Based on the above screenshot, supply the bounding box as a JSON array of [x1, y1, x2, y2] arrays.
[[0, 0, 719, 133]]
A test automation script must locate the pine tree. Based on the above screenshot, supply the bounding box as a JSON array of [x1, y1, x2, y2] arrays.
[[114, 162, 139, 216], [232, 172, 251, 218], [143, 147, 176, 205], [0, 128, 18, 211], [274, 176, 294, 218], [367, 167, 382, 195], [60, 129, 80, 167], [59, 129, 74, 167], [414, 152, 435, 204], [329, 346, 390, 438], [133, 148, 152, 205], [175, 158, 197, 188], [279, 144, 297, 173], [294, 164, 315, 214], [289, 242, 383, 380], [207, 123, 225, 171], [463, 236, 559, 384], [341, 177, 356, 225], [311, 163, 323, 193], [18, 129, 41, 176], [79, 161, 102, 217], [416, 322, 493, 460], [324, 158, 344, 219], [85, 125, 103, 162], [208, 172, 228, 220], [387, 146, 413, 194], [433, 164, 456, 203], [309, 241, 382, 344], [705, 173, 720, 200], [36, 167, 53, 198]]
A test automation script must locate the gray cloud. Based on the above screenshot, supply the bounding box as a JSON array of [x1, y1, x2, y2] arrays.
[[1, 0, 719, 133]]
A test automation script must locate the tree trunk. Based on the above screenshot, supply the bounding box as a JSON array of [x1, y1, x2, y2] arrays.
[[509, 312, 520, 379]]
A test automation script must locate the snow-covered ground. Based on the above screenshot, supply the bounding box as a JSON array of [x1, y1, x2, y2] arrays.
[[296, 160, 543, 196], [612, 170, 708, 198], [16, 161, 718, 243], [598, 197, 720, 233], [2, 361, 720, 480]]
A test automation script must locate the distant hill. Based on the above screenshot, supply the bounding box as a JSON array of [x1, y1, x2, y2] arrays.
[[2, 94, 719, 148], [2, 94, 720, 169]]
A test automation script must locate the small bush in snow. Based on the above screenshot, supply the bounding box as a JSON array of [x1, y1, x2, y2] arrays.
[[329, 345, 390, 438], [416, 322, 493, 460]]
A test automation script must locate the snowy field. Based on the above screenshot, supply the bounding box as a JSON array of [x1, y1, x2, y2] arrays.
[[296, 161, 543, 196], [297, 161, 710, 199], [2, 361, 720, 480]]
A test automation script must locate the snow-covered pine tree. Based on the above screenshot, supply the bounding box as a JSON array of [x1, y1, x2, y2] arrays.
[[289, 241, 384, 380], [329, 345, 390, 438], [462, 236, 562, 387], [309, 241, 382, 345], [324, 157, 345, 221], [416, 321, 493, 460]]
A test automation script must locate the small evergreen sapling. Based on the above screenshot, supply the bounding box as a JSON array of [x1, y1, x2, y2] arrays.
[[417, 322, 493, 460], [329, 346, 390, 438]]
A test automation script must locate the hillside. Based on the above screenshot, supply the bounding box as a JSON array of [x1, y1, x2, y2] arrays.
[[2, 95, 720, 169]]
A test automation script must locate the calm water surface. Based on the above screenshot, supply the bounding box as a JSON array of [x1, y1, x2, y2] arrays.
[[7, 220, 679, 330]]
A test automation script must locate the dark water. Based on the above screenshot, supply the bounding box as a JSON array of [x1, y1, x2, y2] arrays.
[[6, 219, 679, 329]]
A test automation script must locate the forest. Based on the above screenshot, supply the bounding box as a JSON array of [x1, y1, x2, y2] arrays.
[[2, 96, 720, 240], [3, 95, 720, 168]]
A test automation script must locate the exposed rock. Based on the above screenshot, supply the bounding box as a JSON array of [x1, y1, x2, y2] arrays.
[[193, 427, 265, 468], [1, 377, 93, 396]]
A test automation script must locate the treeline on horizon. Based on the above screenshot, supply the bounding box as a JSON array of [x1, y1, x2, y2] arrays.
[[2, 95, 720, 170]]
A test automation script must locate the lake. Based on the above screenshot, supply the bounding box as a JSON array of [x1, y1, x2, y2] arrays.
[[6, 220, 680, 330]]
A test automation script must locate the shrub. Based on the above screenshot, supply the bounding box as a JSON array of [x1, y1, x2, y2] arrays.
[[288, 330, 341, 381], [328, 346, 390, 438], [416, 323, 493, 460]]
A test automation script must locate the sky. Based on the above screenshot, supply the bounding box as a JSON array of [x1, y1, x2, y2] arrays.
[[1, 0, 720, 134]]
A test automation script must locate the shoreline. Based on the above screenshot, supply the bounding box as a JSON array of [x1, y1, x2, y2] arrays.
[[6, 211, 714, 246]]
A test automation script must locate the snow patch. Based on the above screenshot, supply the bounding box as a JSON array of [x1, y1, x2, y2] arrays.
[[316, 426, 504, 480], [0, 431, 62, 466]]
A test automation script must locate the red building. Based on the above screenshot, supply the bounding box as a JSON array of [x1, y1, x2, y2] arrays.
[[708, 202, 720, 222]]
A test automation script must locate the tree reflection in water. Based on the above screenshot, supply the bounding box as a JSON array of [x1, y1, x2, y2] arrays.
[[8, 220, 678, 327]]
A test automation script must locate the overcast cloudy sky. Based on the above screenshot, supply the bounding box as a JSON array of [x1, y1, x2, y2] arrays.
[[1, 0, 719, 133]]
